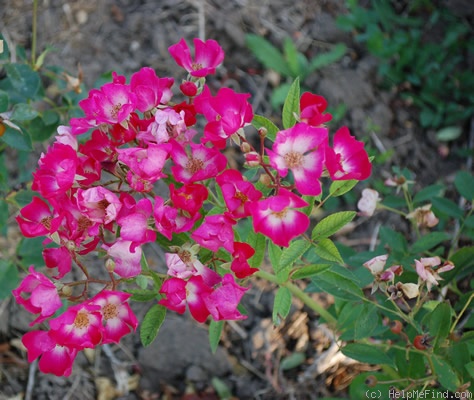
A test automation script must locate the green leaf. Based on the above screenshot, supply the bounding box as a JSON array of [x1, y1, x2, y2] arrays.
[[431, 197, 464, 219], [312, 211, 356, 241], [28, 115, 59, 142], [309, 44, 347, 71], [251, 114, 279, 142], [135, 275, 148, 290], [272, 286, 292, 325], [248, 232, 266, 268], [466, 361, 474, 379], [140, 304, 166, 347], [0, 90, 8, 112], [0, 260, 19, 299], [126, 289, 159, 302], [278, 239, 311, 276], [208, 320, 224, 354], [425, 302, 452, 349], [435, 126, 462, 142], [283, 37, 300, 77], [312, 238, 344, 264], [454, 170, 474, 201], [0, 199, 7, 235], [432, 356, 460, 391], [282, 77, 300, 129], [413, 184, 445, 205], [11, 103, 39, 122], [410, 232, 450, 253], [245, 34, 292, 76], [280, 352, 306, 370], [268, 241, 282, 276], [291, 263, 331, 280], [17, 237, 45, 268], [342, 343, 393, 365], [329, 180, 358, 197], [4, 63, 41, 100], [310, 269, 363, 300], [0, 126, 32, 151]]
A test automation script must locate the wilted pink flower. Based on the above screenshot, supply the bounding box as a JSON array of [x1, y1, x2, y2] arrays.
[[300, 92, 332, 126], [191, 213, 236, 252], [363, 254, 388, 275], [357, 188, 380, 216], [22, 330, 78, 377], [12, 266, 63, 326], [130, 67, 174, 113], [49, 302, 103, 349], [406, 204, 439, 228], [139, 109, 190, 144], [169, 38, 224, 78], [194, 86, 254, 149], [89, 291, 138, 344], [170, 141, 227, 183], [267, 123, 328, 196], [415, 257, 454, 290], [204, 274, 248, 320], [252, 188, 309, 247], [363, 255, 402, 294], [16, 197, 62, 238], [325, 126, 372, 181]]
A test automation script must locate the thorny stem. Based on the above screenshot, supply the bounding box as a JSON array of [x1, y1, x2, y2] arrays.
[[255, 269, 337, 326]]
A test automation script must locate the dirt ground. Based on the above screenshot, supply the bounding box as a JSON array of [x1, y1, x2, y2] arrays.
[[0, 0, 472, 399]]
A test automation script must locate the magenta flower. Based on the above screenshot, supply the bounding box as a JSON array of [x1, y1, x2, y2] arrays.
[[130, 67, 174, 113], [117, 197, 156, 245], [170, 183, 208, 216], [12, 266, 63, 326], [170, 141, 227, 184], [32, 143, 79, 199], [16, 196, 62, 238], [231, 242, 258, 279], [191, 213, 236, 252], [194, 86, 254, 148], [168, 38, 224, 78], [204, 274, 248, 321], [43, 247, 73, 279], [300, 92, 332, 127], [77, 187, 122, 226], [325, 126, 372, 181], [103, 239, 142, 278], [154, 196, 200, 240], [252, 188, 309, 247], [89, 291, 138, 344], [49, 303, 103, 349], [79, 82, 137, 125], [22, 330, 78, 377], [267, 123, 328, 196], [216, 170, 262, 218], [159, 276, 212, 323]]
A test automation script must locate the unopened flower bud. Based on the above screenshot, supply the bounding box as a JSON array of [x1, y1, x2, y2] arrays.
[[105, 258, 116, 273], [61, 285, 73, 297], [258, 127, 267, 138], [241, 142, 252, 153], [244, 151, 261, 167], [259, 174, 273, 187], [180, 81, 198, 97]]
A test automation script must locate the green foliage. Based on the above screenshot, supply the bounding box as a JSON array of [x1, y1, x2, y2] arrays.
[[245, 33, 346, 111], [337, 0, 474, 130], [140, 304, 166, 347]]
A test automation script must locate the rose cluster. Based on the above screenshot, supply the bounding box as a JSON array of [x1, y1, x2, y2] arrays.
[[13, 38, 371, 376]]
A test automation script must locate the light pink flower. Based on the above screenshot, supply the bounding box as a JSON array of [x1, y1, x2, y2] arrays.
[[267, 123, 328, 196], [103, 239, 142, 278], [22, 330, 77, 377], [194, 86, 254, 149], [12, 266, 63, 326], [357, 188, 380, 217], [89, 291, 138, 344], [325, 126, 372, 181], [130, 67, 174, 113], [251, 188, 309, 247], [168, 38, 224, 78]]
